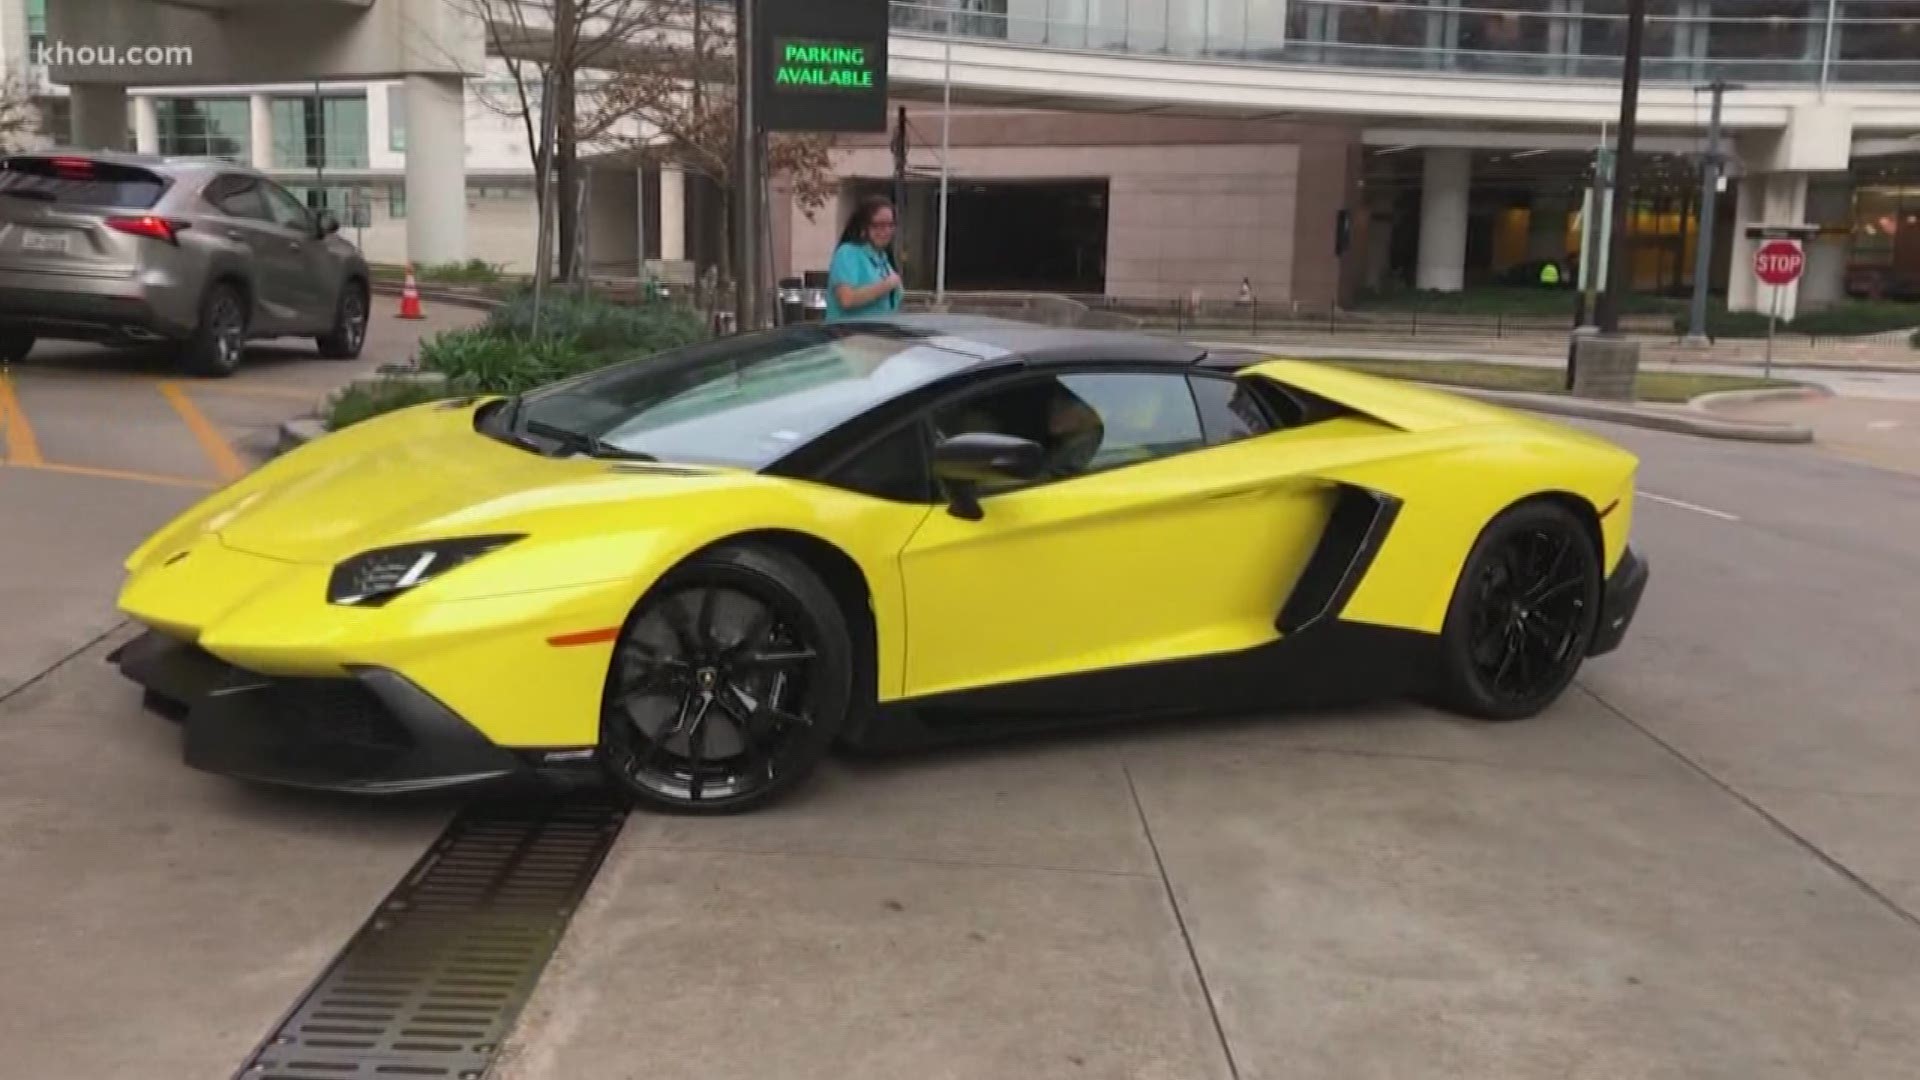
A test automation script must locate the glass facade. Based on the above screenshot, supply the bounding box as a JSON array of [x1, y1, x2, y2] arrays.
[[155, 98, 251, 161], [890, 0, 1920, 83], [271, 94, 370, 170], [26, 0, 46, 55]]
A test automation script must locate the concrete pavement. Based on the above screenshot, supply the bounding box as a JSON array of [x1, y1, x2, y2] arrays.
[[0, 306, 482, 697], [8, 323, 1920, 1078]]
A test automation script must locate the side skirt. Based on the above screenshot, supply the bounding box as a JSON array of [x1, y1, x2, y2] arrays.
[[844, 620, 1443, 754]]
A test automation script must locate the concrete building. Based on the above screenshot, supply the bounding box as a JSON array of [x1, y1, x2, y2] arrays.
[[19, 0, 1920, 317]]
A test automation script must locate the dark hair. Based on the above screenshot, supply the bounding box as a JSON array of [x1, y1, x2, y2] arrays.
[[839, 195, 897, 247]]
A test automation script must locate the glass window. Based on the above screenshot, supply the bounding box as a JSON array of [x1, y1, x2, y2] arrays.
[[0, 156, 166, 209], [1191, 374, 1277, 445], [155, 98, 251, 162], [272, 94, 369, 170], [509, 325, 984, 470], [26, 0, 46, 54], [387, 84, 407, 151], [206, 174, 271, 221], [262, 182, 313, 232], [825, 421, 933, 503], [931, 371, 1206, 487]]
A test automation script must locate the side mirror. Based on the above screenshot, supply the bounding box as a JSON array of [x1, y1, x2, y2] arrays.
[[931, 432, 1045, 520], [315, 211, 340, 238]]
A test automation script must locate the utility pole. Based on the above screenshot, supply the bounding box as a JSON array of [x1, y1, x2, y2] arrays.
[[732, 0, 761, 331], [1593, 0, 1648, 335], [1684, 79, 1737, 345], [892, 105, 906, 266]]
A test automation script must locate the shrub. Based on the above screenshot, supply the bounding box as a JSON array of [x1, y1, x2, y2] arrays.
[[417, 327, 605, 395], [418, 258, 508, 284], [1788, 301, 1920, 338], [326, 378, 452, 431], [1911, 327, 1920, 349], [484, 291, 709, 355]]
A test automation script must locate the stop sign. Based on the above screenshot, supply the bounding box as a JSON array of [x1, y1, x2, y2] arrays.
[[1754, 240, 1804, 286]]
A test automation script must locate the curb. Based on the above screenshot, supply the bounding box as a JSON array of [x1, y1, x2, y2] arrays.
[[1687, 384, 1834, 415], [276, 417, 328, 454], [1433, 384, 1815, 443], [370, 280, 505, 311]]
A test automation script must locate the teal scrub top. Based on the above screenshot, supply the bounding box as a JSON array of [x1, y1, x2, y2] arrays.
[[825, 241, 901, 322]]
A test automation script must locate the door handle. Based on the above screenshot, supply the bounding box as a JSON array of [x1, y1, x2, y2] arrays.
[[225, 229, 245, 241]]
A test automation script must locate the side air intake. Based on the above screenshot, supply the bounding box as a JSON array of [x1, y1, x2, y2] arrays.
[[1278, 485, 1403, 634]]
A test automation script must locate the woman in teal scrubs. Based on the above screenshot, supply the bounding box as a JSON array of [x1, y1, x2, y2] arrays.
[[825, 196, 903, 322]]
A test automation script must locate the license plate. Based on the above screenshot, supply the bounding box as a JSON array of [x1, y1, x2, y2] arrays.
[[20, 228, 70, 255]]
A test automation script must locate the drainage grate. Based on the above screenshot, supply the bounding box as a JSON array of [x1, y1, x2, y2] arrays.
[[234, 794, 628, 1080]]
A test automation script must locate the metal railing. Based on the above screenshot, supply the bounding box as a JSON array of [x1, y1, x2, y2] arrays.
[[889, 0, 1920, 86]]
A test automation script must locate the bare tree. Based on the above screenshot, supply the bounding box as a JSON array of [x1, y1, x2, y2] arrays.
[[596, 0, 838, 270], [443, 0, 683, 281], [0, 79, 50, 154]]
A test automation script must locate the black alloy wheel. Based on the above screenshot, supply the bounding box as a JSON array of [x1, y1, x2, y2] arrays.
[[317, 283, 368, 359], [183, 284, 247, 377], [600, 545, 852, 814], [1436, 502, 1601, 721]]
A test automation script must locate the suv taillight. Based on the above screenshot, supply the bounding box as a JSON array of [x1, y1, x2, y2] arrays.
[[105, 215, 189, 244]]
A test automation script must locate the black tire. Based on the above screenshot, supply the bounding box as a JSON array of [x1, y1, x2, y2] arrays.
[[1433, 500, 1602, 721], [180, 282, 248, 377], [316, 280, 368, 360], [600, 543, 854, 814], [0, 329, 33, 363]]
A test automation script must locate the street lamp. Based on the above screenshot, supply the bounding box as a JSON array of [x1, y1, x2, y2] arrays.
[[1684, 79, 1742, 345], [1591, 0, 1648, 335]]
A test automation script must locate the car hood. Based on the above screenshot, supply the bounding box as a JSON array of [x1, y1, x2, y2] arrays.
[[211, 401, 743, 565]]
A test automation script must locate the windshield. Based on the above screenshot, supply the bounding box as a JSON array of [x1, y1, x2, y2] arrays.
[[509, 324, 981, 469], [0, 156, 168, 209]]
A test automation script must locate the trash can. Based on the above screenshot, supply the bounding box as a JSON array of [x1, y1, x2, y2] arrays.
[[803, 270, 829, 321], [777, 277, 806, 325]]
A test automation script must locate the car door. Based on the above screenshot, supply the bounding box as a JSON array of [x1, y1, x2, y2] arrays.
[[202, 173, 305, 332], [896, 367, 1334, 701], [260, 180, 335, 330]]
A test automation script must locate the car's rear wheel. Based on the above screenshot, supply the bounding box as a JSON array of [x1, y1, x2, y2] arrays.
[[180, 283, 248, 378], [316, 281, 368, 360], [600, 544, 852, 814], [1434, 501, 1601, 721], [0, 329, 34, 363]]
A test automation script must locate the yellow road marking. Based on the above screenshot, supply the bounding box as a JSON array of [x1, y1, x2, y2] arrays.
[[158, 380, 247, 482], [0, 459, 219, 490], [0, 371, 44, 466]]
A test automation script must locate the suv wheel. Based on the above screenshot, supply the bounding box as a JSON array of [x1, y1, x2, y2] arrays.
[[0, 329, 33, 363], [181, 283, 248, 378], [316, 281, 368, 360]]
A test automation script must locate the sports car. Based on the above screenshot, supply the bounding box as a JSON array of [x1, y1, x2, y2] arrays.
[[111, 313, 1648, 813]]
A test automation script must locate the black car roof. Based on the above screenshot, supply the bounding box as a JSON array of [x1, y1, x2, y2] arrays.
[[831, 312, 1210, 370]]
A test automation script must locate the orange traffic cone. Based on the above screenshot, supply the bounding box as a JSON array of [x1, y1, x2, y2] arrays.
[[397, 264, 425, 320]]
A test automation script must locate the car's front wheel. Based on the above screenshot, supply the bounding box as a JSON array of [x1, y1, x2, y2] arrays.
[[316, 281, 368, 360], [0, 329, 34, 363], [1433, 500, 1602, 721], [600, 544, 853, 814]]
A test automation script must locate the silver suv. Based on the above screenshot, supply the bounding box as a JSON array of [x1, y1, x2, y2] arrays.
[[0, 150, 370, 377]]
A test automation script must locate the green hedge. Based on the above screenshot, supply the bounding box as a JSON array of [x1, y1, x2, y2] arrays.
[[1675, 300, 1920, 340], [325, 293, 711, 430]]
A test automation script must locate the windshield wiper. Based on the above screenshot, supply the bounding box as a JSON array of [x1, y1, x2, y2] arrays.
[[524, 419, 659, 462], [1, 189, 56, 202]]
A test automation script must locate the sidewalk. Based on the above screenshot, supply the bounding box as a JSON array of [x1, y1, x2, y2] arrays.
[[1181, 327, 1920, 373]]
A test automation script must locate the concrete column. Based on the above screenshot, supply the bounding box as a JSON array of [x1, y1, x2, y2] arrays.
[[133, 96, 159, 155], [659, 164, 686, 262], [1727, 171, 1809, 320], [1416, 147, 1470, 292], [402, 73, 466, 267], [70, 84, 129, 151], [249, 92, 273, 170]]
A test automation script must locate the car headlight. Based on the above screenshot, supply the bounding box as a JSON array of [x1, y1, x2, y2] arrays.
[[328, 535, 525, 606]]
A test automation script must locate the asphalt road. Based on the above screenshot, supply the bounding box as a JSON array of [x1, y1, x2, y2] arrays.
[[3, 339, 1920, 1079]]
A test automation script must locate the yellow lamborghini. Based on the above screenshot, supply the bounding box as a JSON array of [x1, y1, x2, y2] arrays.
[[111, 314, 1648, 813]]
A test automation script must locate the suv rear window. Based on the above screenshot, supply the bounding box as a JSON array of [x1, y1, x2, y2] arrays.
[[0, 156, 167, 210]]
